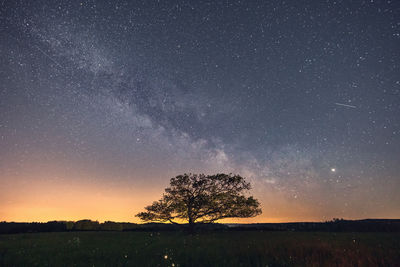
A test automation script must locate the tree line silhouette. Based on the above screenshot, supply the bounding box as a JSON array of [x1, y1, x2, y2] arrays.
[[1, 219, 400, 234]]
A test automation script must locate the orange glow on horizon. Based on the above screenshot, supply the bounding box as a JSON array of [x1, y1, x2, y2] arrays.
[[0, 175, 312, 223], [0, 170, 163, 223], [1, 163, 399, 223]]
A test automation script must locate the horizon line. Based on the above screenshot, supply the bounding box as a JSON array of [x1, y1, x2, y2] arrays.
[[2, 218, 400, 224]]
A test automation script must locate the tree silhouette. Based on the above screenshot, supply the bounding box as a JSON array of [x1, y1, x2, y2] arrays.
[[136, 173, 261, 230]]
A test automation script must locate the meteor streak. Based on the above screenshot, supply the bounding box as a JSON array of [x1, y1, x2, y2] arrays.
[[335, 103, 357, 109], [35, 45, 63, 68]]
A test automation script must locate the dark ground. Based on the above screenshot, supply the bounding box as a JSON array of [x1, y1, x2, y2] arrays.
[[1, 231, 399, 266]]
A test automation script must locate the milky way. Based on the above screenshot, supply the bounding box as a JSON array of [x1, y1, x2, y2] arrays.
[[1, 0, 399, 222]]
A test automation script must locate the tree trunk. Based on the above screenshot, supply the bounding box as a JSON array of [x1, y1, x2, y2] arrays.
[[187, 200, 195, 233], [188, 221, 195, 234], [188, 210, 195, 234]]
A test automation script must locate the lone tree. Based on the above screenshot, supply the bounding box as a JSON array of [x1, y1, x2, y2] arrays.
[[136, 173, 261, 229]]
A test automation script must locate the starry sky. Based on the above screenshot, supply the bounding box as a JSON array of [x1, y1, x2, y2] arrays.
[[1, 0, 399, 223]]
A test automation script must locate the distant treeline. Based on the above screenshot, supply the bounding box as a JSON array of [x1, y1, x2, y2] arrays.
[[0, 220, 180, 234], [1, 219, 399, 234], [0, 220, 226, 234], [227, 219, 400, 232]]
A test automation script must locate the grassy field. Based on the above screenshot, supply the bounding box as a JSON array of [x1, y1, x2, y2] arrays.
[[0, 231, 399, 266]]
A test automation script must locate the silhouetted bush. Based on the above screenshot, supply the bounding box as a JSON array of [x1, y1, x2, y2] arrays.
[[100, 221, 124, 231], [73, 220, 100, 231]]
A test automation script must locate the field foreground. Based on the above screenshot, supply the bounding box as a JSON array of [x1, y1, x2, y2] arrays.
[[0, 231, 399, 266]]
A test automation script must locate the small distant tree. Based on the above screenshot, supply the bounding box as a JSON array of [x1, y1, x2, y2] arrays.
[[65, 221, 74, 230], [101, 221, 123, 231], [73, 220, 100, 231], [136, 173, 261, 230]]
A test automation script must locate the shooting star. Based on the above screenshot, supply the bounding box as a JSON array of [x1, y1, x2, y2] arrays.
[[35, 45, 63, 68], [335, 103, 357, 109]]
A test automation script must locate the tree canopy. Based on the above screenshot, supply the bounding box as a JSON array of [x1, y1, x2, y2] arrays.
[[136, 173, 261, 226]]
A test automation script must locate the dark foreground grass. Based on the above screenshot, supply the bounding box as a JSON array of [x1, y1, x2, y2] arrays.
[[0, 231, 399, 266]]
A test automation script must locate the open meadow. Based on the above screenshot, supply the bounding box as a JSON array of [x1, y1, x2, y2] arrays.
[[1, 231, 399, 266]]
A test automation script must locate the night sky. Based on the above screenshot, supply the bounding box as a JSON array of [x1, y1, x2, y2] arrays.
[[1, 0, 399, 223]]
